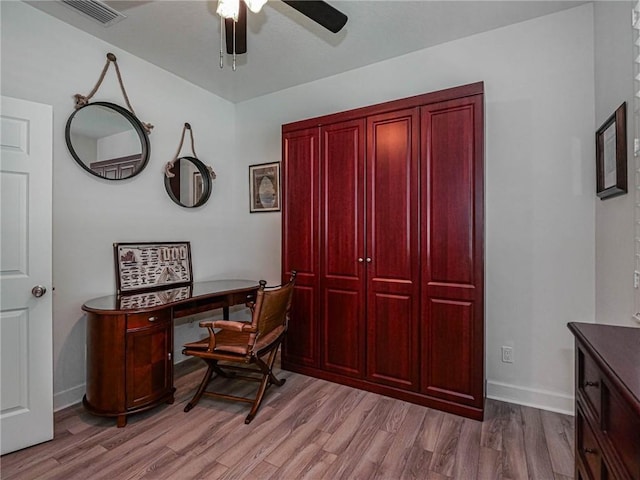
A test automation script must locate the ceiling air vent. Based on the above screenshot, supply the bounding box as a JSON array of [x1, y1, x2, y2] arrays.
[[60, 0, 126, 27]]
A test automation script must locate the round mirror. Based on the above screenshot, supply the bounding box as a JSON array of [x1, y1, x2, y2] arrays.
[[164, 156, 212, 208], [65, 102, 150, 180]]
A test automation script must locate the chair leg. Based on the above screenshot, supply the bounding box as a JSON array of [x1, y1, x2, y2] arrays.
[[245, 372, 270, 424], [245, 346, 286, 424], [184, 361, 215, 412], [263, 346, 286, 386]]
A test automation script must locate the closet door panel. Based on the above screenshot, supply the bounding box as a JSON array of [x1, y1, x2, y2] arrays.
[[421, 95, 484, 407], [426, 106, 475, 285], [424, 299, 474, 401], [367, 293, 415, 388], [365, 109, 420, 391], [282, 128, 320, 368], [320, 120, 366, 377]]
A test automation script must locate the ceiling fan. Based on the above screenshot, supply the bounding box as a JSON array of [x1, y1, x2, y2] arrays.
[[216, 0, 348, 69]]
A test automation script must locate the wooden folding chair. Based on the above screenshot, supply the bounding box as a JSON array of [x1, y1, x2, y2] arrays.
[[182, 272, 296, 423]]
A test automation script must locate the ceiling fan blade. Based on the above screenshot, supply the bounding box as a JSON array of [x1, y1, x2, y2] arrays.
[[225, 0, 247, 54], [282, 1, 347, 34]]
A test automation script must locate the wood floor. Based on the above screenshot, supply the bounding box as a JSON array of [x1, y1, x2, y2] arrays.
[[1, 358, 575, 480]]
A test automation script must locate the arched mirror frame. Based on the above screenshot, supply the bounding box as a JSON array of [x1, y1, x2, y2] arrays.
[[65, 101, 151, 181], [164, 156, 213, 208]]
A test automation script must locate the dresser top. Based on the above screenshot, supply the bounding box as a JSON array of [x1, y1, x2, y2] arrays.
[[568, 322, 640, 414]]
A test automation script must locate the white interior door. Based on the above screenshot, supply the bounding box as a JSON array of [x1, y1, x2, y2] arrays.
[[0, 96, 53, 455]]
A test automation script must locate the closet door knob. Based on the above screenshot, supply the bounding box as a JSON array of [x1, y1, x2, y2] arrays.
[[366, 257, 372, 263], [358, 258, 364, 263]]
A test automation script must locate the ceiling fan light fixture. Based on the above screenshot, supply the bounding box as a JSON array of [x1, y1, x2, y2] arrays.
[[216, 0, 239, 20]]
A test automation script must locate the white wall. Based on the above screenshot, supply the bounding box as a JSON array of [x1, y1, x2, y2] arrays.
[[236, 4, 597, 413], [97, 129, 141, 160], [1, 1, 262, 410], [594, 1, 638, 328]]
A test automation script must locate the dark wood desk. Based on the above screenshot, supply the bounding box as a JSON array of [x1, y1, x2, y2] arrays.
[[82, 279, 259, 427]]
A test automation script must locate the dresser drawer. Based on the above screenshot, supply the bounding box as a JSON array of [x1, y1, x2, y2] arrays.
[[602, 385, 640, 479], [127, 311, 170, 330], [578, 347, 601, 418], [577, 408, 602, 480]]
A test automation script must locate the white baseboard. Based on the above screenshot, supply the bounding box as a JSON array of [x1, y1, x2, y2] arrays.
[[53, 383, 85, 411], [486, 380, 575, 415], [56, 379, 575, 416]]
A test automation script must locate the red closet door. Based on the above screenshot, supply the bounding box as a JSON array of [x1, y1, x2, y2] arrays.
[[421, 95, 484, 408], [282, 127, 320, 368], [365, 108, 420, 391], [320, 119, 366, 377]]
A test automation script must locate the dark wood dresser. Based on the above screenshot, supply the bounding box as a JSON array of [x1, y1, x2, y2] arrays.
[[567, 322, 640, 480]]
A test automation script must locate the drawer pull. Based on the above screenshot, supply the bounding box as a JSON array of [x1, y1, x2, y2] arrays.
[[148, 316, 158, 322], [583, 447, 597, 455], [584, 381, 600, 388]]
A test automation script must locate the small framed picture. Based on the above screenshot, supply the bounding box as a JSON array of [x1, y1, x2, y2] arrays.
[[249, 162, 281, 212], [596, 102, 627, 200]]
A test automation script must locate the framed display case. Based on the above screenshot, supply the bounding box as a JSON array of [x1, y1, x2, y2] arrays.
[[114, 242, 192, 294]]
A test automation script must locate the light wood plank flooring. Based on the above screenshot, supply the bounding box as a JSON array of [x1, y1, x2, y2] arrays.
[[1, 359, 574, 479]]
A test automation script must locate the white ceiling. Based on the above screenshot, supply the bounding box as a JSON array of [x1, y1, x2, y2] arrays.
[[27, 0, 586, 103]]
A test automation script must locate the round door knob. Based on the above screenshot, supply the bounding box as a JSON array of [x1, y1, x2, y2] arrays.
[[366, 257, 372, 263], [32, 285, 47, 298], [358, 258, 364, 263]]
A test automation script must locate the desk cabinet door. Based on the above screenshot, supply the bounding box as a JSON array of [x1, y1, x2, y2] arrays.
[[125, 320, 173, 409]]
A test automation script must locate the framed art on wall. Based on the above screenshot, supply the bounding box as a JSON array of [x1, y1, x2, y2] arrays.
[[249, 162, 280, 212], [596, 102, 627, 200]]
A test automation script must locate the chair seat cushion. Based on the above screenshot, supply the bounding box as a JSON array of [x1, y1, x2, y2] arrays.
[[183, 325, 285, 357]]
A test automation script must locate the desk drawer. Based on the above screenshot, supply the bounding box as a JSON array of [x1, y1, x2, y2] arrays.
[[578, 347, 601, 419], [232, 291, 257, 305], [127, 311, 170, 330]]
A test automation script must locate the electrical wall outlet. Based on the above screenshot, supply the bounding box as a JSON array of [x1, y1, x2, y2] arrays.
[[501, 346, 514, 363], [634, 271, 640, 289]]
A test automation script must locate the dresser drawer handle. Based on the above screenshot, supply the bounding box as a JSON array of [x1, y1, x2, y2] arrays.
[[584, 381, 599, 388], [583, 448, 597, 455], [148, 316, 158, 322]]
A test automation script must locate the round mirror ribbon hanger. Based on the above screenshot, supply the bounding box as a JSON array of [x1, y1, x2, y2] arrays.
[[65, 102, 150, 180], [66, 52, 153, 180], [164, 123, 217, 208]]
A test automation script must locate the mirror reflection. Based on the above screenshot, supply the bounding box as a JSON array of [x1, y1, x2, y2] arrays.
[[65, 102, 149, 180], [164, 156, 212, 208]]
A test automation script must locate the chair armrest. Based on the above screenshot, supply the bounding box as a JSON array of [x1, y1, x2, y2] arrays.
[[200, 320, 256, 333]]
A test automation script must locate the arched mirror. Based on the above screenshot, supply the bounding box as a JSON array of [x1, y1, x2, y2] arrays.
[[164, 156, 212, 208], [65, 102, 150, 180]]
